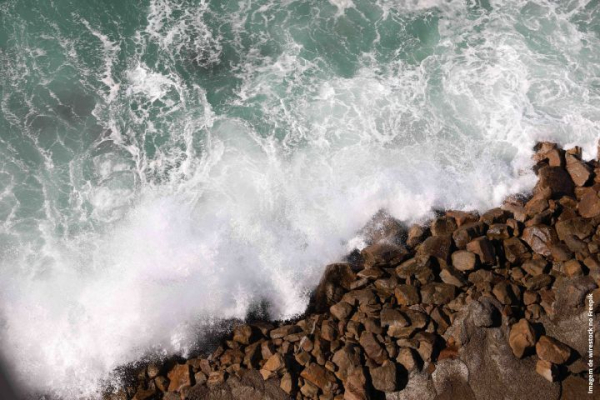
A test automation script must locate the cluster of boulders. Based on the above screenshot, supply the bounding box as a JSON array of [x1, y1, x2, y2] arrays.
[[106, 142, 600, 400]]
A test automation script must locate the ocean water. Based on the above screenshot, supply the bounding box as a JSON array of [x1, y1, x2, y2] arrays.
[[0, 0, 599, 397]]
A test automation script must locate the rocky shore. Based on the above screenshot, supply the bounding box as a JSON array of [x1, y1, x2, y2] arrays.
[[105, 142, 600, 400]]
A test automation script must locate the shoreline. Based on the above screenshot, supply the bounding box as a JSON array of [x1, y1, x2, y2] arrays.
[[95, 141, 600, 400]]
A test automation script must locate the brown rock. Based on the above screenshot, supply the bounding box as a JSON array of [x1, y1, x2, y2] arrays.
[[359, 332, 387, 364], [534, 166, 575, 199], [556, 217, 594, 241], [536, 360, 558, 382], [207, 370, 226, 387], [566, 153, 592, 186], [263, 353, 285, 372], [280, 372, 293, 394], [132, 384, 157, 400], [380, 308, 409, 329], [487, 223, 511, 240], [362, 242, 410, 269], [466, 237, 496, 265], [525, 274, 553, 291], [446, 210, 479, 226], [420, 283, 457, 305], [418, 235, 452, 267], [492, 281, 521, 305], [233, 324, 260, 345], [451, 250, 478, 271], [330, 301, 354, 320], [300, 363, 336, 393], [508, 319, 536, 358], [578, 187, 600, 218], [167, 364, 192, 392], [431, 216, 458, 236], [407, 224, 428, 248], [395, 257, 434, 284], [312, 263, 357, 312], [525, 195, 549, 217], [440, 267, 467, 288], [394, 284, 420, 306], [453, 221, 485, 249], [481, 208, 511, 225], [344, 367, 370, 400], [522, 225, 559, 257], [369, 360, 398, 392], [522, 259, 549, 276], [523, 290, 539, 305], [503, 237, 532, 264], [396, 347, 420, 372], [332, 344, 362, 382], [564, 259, 583, 277], [300, 381, 319, 398], [536, 336, 572, 365]]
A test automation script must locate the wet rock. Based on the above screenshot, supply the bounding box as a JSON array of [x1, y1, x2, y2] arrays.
[[509, 319, 536, 358], [362, 243, 409, 268], [522, 225, 559, 257], [430, 216, 458, 237], [466, 237, 496, 265], [233, 324, 260, 345], [361, 210, 406, 245], [420, 283, 456, 305], [167, 364, 192, 392], [533, 166, 575, 199], [452, 221, 486, 249], [536, 336, 572, 365], [394, 284, 420, 306], [369, 360, 398, 392], [407, 224, 428, 248], [417, 235, 452, 267], [451, 250, 478, 271], [487, 223, 511, 240], [504, 237, 532, 264], [566, 153, 592, 186], [312, 263, 357, 312]]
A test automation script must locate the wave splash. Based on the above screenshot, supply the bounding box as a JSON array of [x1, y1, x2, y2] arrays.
[[0, 0, 598, 397]]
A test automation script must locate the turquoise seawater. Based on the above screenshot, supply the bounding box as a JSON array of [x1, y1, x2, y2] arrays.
[[0, 0, 599, 397]]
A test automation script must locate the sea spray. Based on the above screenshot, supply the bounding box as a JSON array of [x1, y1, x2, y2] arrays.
[[0, 0, 599, 397]]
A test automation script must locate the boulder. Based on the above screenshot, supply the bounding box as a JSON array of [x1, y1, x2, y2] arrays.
[[555, 217, 594, 241], [508, 319, 536, 358], [430, 216, 458, 237], [407, 224, 428, 248], [466, 237, 496, 265], [439, 267, 467, 288], [566, 153, 591, 186], [344, 367, 370, 400], [533, 166, 575, 199], [330, 301, 354, 320], [359, 332, 387, 364], [361, 243, 409, 268], [535, 360, 558, 382], [417, 235, 452, 267], [394, 284, 420, 306], [536, 336, 572, 365], [311, 263, 356, 312], [503, 237, 532, 264], [332, 344, 362, 382], [420, 283, 456, 305], [167, 364, 192, 392], [300, 363, 336, 394], [522, 259, 548, 276], [522, 225, 559, 257], [493, 281, 521, 305], [369, 360, 398, 392], [578, 186, 600, 218], [451, 250, 478, 271], [452, 222, 485, 249]]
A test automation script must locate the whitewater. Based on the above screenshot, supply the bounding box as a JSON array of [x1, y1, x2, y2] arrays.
[[0, 0, 598, 397]]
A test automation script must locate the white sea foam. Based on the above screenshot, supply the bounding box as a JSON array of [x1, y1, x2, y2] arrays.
[[0, 0, 599, 398]]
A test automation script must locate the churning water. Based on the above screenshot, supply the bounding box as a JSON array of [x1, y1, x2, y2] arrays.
[[0, 0, 599, 397]]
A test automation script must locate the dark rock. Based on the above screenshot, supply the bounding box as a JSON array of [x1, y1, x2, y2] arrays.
[[420, 283, 456, 305], [407, 224, 428, 248], [233, 325, 260, 345], [453, 221, 485, 249], [330, 301, 354, 321], [555, 217, 594, 241], [395, 257, 434, 284], [577, 186, 600, 218], [439, 267, 467, 288], [522, 258, 549, 276], [481, 208, 511, 225], [533, 166, 575, 199], [361, 243, 409, 268], [524, 274, 553, 291], [312, 263, 356, 312], [493, 281, 521, 305], [466, 237, 496, 265], [394, 284, 420, 306], [359, 332, 387, 364], [430, 216, 458, 236], [504, 237, 532, 264], [344, 367, 370, 400], [417, 235, 452, 267], [487, 223, 511, 240], [332, 344, 362, 382]]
